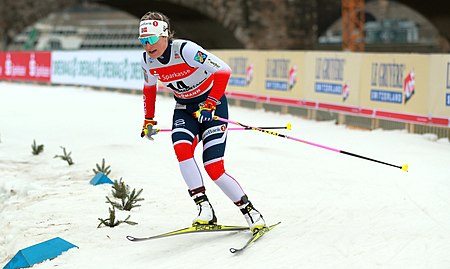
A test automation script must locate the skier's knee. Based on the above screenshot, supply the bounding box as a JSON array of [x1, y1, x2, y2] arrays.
[[173, 143, 194, 162], [204, 160, 225, 180]]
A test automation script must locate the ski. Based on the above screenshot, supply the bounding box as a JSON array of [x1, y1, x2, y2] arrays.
[[229, 222, 281, 253], [126, 224, 249, 242]]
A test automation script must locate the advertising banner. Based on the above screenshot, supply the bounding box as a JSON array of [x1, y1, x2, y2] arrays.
[[51, 50, 143, 89], [1, 48, 447, 127], [259, 51, 304, 99], [213, 50, 264, 99], [0, 51, 51, 82], [429, 55, 450, 124], [359, 53, 430, 117], [304, 51, 363, 108]]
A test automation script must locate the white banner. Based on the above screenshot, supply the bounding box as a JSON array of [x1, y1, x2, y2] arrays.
[[51, 50, 144, 90]]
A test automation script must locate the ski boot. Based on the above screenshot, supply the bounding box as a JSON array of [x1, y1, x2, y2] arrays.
[[191, 189, 217, 226], [236, 195, 266, 234]]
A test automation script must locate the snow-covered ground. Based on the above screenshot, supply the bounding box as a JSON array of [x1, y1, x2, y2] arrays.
[[1, 82, 450, 269]]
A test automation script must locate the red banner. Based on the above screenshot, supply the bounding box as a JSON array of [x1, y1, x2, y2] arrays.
[[0, 51, 51, 82]]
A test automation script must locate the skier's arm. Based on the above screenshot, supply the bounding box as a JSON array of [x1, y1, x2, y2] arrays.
[[141, 61, 158, 139], [143, 84, 157, 119], [180, 41, 231, 105]]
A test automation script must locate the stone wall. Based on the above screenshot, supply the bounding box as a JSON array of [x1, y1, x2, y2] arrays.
[[0, 0, 337, 50], [175, 0, 321, 49], [0, 0, 81, 50], [0, 0, 448, 51]]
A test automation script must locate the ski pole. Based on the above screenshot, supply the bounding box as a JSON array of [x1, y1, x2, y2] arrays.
[[214, 116, 409, 172], [155, 123, 292, 133]]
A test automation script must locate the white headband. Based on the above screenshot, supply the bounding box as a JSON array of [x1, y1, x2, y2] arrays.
[[139, 20, 169, 37]]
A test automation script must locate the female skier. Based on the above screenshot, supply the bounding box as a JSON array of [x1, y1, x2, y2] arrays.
[[138, 11, 266, 233]]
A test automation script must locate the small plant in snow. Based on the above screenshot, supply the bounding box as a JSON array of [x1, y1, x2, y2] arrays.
[[97, 178, 144, 228], [54, 146, 74, 165], [106, 178, 144, 211], [31, 139, 44, 155], [97, 207, 137, 228], [93, 158, 111, 176]]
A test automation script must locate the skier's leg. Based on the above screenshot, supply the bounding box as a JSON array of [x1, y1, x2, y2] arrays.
[[172, 107, 216, 225], [201, 96, 266, 232]]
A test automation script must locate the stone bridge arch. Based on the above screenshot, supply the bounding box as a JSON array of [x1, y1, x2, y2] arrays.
[[96, 0, 246, 49], [1, 0, 448, 51], [96, 0, 311, 50]]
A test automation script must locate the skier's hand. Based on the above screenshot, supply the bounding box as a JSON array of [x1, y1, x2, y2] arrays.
[[194, 99, 216, 123], [140, 118, 157, 140]]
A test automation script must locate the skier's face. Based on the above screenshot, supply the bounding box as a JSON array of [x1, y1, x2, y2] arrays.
[[141, 34, 168, 59]]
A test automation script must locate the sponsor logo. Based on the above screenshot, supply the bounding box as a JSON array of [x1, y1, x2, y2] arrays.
[[370, 63, 416, 104], [150, 64, 197, 82], [5, 54, 12, 76], [370, 63, 405, 88], [173, 88, 203, 99], [194, 51, 207, 64], [174, 119, 185, 127], [246, 64, 253, 85], [140, 21, 154, 26], [229, 77, 247, 86], [342, 83, 349, 101], [266, 58, 295, 91], [229, 57, 253, 86], [153, 21, 159, 27], [29, 53, 36, 76], [28, 53, 50, 78], [202, 124, 226, 140], [370, 90, 402, 103], [160, 69, 192, 81], [141, 27, 147, 33], [315, 82, 342, 95], [266, 80, 289, 91], [314, 58, 345, 95], [52, 55, 141, 81], [403, 70, 415, 104], [151, 70, 160, 80], [206, 58, 221, 69], [288, 65, 297, 89]]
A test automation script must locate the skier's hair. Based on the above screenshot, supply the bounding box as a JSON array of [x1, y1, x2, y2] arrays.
[[140, 11, 174, 39]]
